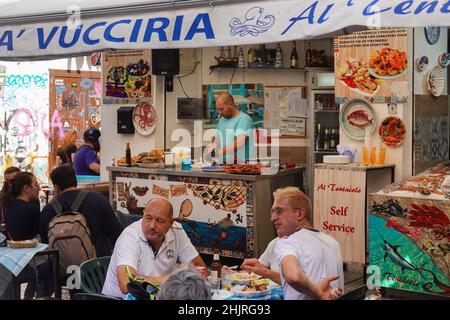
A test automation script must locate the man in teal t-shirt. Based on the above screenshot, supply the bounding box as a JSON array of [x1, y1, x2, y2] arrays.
[[212, 92, 255, 164]]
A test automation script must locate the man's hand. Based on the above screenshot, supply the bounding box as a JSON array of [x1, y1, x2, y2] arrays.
[[241, 258, 269, 277], [317, 275, 343, 300]]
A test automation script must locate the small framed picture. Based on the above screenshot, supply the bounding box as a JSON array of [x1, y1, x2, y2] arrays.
[[281, 117, 306, 137]]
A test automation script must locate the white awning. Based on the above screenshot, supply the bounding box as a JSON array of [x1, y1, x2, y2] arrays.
[[0, 0, 449, 60]]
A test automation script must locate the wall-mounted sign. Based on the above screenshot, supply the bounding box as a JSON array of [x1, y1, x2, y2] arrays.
[[335, 28, 409, 105]]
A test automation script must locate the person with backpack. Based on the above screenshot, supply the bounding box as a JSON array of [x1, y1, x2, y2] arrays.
[[39, 164, 123, 277]]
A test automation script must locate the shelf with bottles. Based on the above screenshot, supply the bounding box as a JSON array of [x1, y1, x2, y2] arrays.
[[314, 150, 339, 154], [209, 65, 305, 71], [314, 125, 340, 154], [314, 109, 340, 113]]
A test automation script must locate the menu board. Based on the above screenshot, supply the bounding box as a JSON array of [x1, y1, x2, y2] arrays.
[[334, 28, 409, 104], [102, 49, 152, 104], [313, 167, 366, 264]]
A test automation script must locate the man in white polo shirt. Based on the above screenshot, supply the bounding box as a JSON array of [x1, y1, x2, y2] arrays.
[[272, 187, 344, 300], [102, 198, 206, 298]]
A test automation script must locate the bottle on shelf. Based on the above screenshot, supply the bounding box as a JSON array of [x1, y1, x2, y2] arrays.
[[330, 128, 336, 150], [210, 253, 222, 279], [0, 222, 7, 247], [305, 42, 312, 67], [125, 142, 132, 167], [290, 41, 298, 68], [275, 42, 283, 68], [219, 46, 225, 63], [256, 44, 266, 66], [315, 123, 322, 151], [238, 47, 245, 69], [247, 46, 255, 67], [323, 128, 330, 150], [226, 46, 232, 61]]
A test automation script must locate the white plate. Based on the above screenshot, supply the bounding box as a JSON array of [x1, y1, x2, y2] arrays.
[[211, 290, 233, 300], [231, 285, 271, 298], [136, 162, 163, 168], [368, 67, 407, 80], [132, 101, 157, 136], [338, 79, 380, 98], [427, 65, 445, 97], [226, 272, 261, 284]]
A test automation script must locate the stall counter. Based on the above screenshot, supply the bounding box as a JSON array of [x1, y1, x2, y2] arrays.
[[107, 166, 305, 259]]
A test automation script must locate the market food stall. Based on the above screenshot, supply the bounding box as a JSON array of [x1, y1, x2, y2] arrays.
[[108, 165, 304, 259]]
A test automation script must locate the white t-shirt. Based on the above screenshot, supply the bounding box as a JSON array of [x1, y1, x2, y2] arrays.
[[258, 238, 280, 273], [102, 220, 199, 298], [275, 229, 344, 300]]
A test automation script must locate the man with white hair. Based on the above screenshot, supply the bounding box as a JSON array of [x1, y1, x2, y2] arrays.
[[242, 187, 344, 300]]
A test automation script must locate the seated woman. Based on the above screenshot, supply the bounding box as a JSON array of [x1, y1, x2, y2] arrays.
[[0, 172, 52, 300], [3, 172, 41, 240]]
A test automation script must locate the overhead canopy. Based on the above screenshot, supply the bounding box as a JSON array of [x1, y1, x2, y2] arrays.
[[1, 0, 450, 60]]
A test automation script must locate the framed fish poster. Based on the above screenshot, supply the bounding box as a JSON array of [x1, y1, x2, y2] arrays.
[[102, 49, 152, 104], [369, 162, 450, 297], [334, 28, 409, 105]]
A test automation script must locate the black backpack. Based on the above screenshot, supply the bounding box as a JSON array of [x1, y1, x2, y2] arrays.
[[48, 191, 97, 275]]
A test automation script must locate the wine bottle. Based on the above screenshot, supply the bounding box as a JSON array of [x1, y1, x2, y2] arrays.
[[210, 253, 222, 279], [290, 41, 298, 68], [330, 129, 336, 150], [305, 42, 312, 67], [238, 47, 245, 68], [315, 123, 322, 151], [247, 47, 255, 67], [323, 128, 330, 150], [126, 142, 132, 167], [275, 42, 283, 68]]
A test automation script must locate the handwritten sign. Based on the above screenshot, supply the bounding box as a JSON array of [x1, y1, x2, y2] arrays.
[[313, 167, 366, 264]]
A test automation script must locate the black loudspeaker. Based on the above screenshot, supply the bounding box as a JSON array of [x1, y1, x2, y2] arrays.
[[117, 107, 135, 134], [152, 49, 180, 76]]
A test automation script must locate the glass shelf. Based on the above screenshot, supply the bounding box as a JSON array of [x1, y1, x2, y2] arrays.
[[209, 65, 305, 71], [314, 150, 339, 154], [314, 109, 340, 113]]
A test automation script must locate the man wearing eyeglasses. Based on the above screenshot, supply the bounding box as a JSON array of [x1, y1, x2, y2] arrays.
[[241, 187, 343, 300], [102, 198, 206, 299]]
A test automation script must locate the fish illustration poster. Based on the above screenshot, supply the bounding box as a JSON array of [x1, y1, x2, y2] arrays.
[[369, 195, 450, 297], [115, 177, 248, 256], [334, 28, 409, 105]]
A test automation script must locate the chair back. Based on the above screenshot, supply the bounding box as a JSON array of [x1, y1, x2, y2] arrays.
[[80, 256, 111, 294], [73, 292, 120, 300]]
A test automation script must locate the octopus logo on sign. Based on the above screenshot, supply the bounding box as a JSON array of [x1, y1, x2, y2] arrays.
[[229, 7, 275, 37]]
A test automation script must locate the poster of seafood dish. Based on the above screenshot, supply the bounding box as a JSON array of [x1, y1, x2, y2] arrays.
[[334, 28, 408, 105], [102, 49, 152, 104], [115, 176, 248, 257], [369, 162, 450, 297]]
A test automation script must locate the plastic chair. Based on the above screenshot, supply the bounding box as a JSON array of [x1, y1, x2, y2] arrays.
[[79, 256, 111, 294], [73, 292, 121, 300]]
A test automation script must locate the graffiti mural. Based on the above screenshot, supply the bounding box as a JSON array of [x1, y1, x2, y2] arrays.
[[0, 71, 51, 183]]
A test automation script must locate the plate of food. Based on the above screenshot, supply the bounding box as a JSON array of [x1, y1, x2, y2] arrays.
[[223, 164, 263, 175], [378, 116, 406, 148], [133, 102, 157, 136], [368, 48, 408, 80], [226, 272, 261, 284], [340, 98, 376, 141], [231, 279, 271, 297], [337, 58, 381, 97], [7, 239, 39, 249]]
